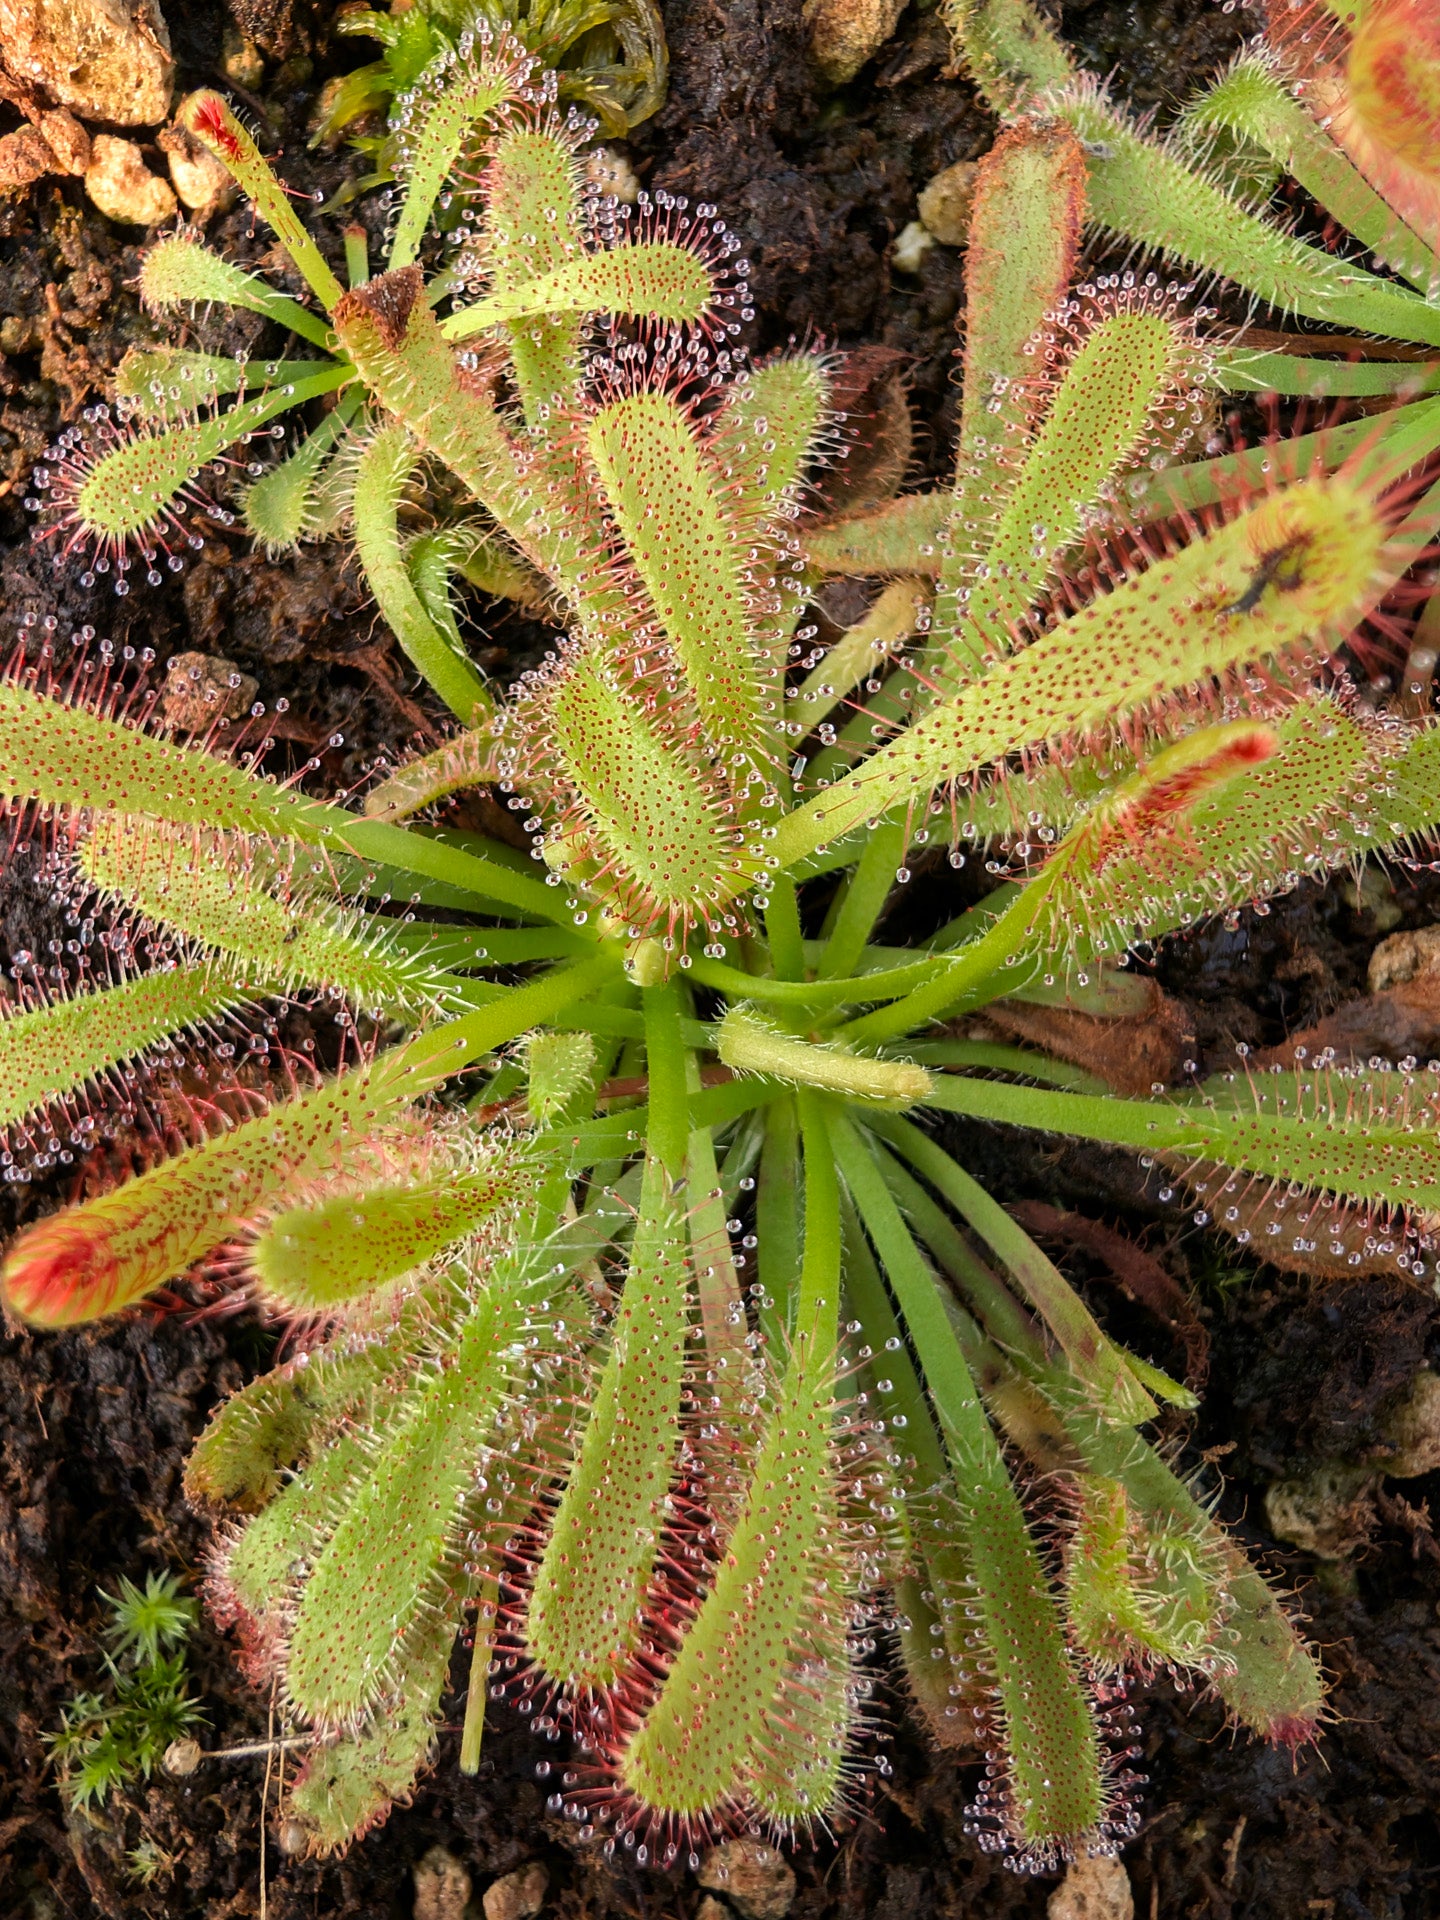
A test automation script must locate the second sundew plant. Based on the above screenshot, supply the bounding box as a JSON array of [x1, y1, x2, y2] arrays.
[[10, 14, 1440, 1877], [311, 0, 668, 165]]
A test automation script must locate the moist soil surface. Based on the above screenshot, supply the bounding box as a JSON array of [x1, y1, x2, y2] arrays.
[[5, 2, 1440, 1916]]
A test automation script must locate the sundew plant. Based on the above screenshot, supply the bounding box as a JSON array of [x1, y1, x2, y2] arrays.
[[5, 2, 1440, 1875], [312, 0, 668, 163]]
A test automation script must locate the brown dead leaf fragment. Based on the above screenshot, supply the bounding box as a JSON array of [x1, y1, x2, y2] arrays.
[[985, 977, 1195, 1097], [1253, 989, 1440, 1073], [1375, 1486, 1440, 1566], [811, 344, 914, 520], [1252, 926, 1440, 1070], [1010, 1199, 1209, 1389]]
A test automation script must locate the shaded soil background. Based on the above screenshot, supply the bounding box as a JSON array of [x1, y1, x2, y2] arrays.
[[4, 1, 1440, 1915]]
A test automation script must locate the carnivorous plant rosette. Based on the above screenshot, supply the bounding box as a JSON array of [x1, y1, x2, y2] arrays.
[[5, 7, 1440, 1874]]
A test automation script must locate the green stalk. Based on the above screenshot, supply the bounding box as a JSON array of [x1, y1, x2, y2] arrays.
[[838, 1189, 989, 1741], [763, 874, 807, 982], [860, 1143, 1040, 1361], [871, 1117, 1168, 1424], [344, 223, 369, 288], [557, 1077, 777, 1182], [331, 817, 573, 925], [549, 1004, 710, 1046], [460, 1566, 500, 1773], [840, 882, 1045, 1046], [898, 1039, 1109, 1092], [795, 1087, 841, 1344], [685, 948, 948, 1012], [684, 1065, 748, 1386], [642, 978, 690, 1181], [351, 424, 493, 724], [1129, 392, 1440, 520], [923, 1071, 1440, 1211], [181, 93, 344, 311], [827, 1105, 1106, 1861], [409, 523, 548, 616], [756, 1092, 801, 1345], [838, 1189, 952, 1486], [403, 952, 622, 1083], [117, 347, 333, 421], [818, 818, 906, 981], [383, 925, 588, 967], [1211, 347, 1440, 398]]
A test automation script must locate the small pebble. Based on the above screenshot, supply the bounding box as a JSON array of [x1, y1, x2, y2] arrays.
[[482, 1861, 550, 1920], [162, 1737, 201, 1776], [1368, 923, 1440, 992], [802, 0, 907, 84], [1265, 1461, 1374, 1560], [37, 109, 90, 176], [891, 219, 936, 275], [587, 145, 640, 205], [221, 23, 265, 91], [1048, 1854, 1134, 1920], [0, 314, 41, 354], [84, 134, 177, 226], [1383, 1369, 1440, 1477], [0, 0, 175, 125], [0, 125, 56, 189], [917, 158, 979, 247], [413, 1845, 472, 1920], [160, 653, 258, 733], [697, 1840, 796, 1920]]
